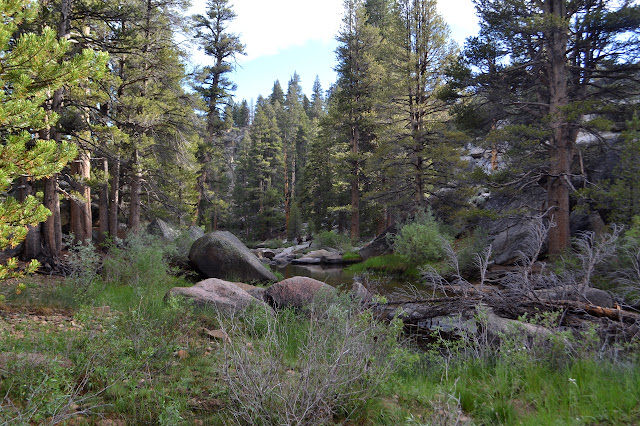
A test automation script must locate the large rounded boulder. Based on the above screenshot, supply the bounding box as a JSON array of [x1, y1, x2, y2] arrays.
[[189, 231, 277, 284], [264, 276, 336, 309], [167, 278, 271, 314]]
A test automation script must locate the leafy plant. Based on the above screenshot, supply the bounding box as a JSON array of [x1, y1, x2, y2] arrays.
[[314, 230, 352, 252], [394, 210, 453, 264]]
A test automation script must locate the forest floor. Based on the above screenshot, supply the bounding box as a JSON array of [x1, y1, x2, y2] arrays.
[[2, 241, 640, 424]]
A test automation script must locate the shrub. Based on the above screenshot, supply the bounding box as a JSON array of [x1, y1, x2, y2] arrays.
[[314, 230, 352, 252], [220, 293, 408, 425], [394, 210, 453, 265]]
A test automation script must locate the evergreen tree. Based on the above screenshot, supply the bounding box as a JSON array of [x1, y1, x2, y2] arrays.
[[458, 0, 640, 255], [308, 75, 326, 121], [270, 80, 285, 107], [0, 0, 105, 276], [231, 97, 285, 239], [191, 0, 244, 227], [192, 0, 245, 137], [373, 0, 457, 213], [71, 0, 201, 233], [281, 72, 310, 234], [333, 0, 384, 241]]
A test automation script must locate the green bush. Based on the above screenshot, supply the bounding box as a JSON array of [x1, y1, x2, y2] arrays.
[[314, 230, 352, 252], [394, 210, 453, 265]]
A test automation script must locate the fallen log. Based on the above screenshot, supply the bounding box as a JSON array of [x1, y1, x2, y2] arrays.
[[548, 300, 640, 324]]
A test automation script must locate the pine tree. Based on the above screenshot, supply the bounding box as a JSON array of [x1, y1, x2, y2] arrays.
[[333, 0, 385, 241], [0, 0, 105, 277], [192, 0, 245, 137], [192, 0, 245, 227], [459, 0, 640, 255], [73, 0, 200, 233], [231, 97, 284, 239], [373, 0, 457, 213]]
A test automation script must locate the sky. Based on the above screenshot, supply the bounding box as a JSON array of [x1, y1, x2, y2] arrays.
[[186, 0, 480, 104]]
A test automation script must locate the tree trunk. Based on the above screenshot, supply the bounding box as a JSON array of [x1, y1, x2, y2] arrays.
[[109, 157, 120, 240], [284, 141, 290, 235], [350, 125, 360, 242], [70, 160, 82, 242], [69, 152, 92, 244], [43, 177, 62, 263], [545, 0, 572, 257], [41, 0, 71, 264], [128, 149, 141, 233], [98, 158, 109, 244]]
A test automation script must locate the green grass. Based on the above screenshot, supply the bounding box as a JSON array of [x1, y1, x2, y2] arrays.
[[2, 231, 640, 424], [346, 254, 420, 278], [365, 324, 640, 425], [342, 250, 362, 262]]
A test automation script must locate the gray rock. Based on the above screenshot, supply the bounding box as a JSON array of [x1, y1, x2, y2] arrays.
[[351, 280, 372, 304], [570, 211, 605, 237], [291, 249, 344, 265], [264, 276, 336, 309], [480, 186, 548, 265], [189, 231, 278, 284], [167, 278, 271, 314], [291, 257, 323, 265], [273, 243, 311, 264], [533, 286, 613, 308], [188, 226, 205, 240], [232, 282, 267, 301], [359, 226, 396, 260], [263, 249, 276, 259], [148, 218, 180, 240]]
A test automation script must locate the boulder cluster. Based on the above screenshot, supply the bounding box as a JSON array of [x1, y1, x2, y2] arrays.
[[166, 230, 369, 315]]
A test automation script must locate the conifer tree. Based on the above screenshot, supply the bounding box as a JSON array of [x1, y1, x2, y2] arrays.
[[192, 0, 245, 137], [0, 0, 105, 276], [458, 0, 640, 255], [372, 0, 457, 213], [333, 0, 384, 241], [72, 0, 200, 233], [192, 0, 245, 227]]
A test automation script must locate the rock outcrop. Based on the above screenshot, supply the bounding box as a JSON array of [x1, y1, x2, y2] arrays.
[[358, 226, 396, 260], [147, 218, 179, 240], [291, 249, 343, 265], [189, 231, 277, 283]]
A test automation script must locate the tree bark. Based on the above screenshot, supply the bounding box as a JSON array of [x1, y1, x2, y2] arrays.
[[98, 158, 109, 244], [128, 149, 141, 233], [70, 160, 82, 242], [109, 157, 120, 240], [284, 140, 290, 235], [545, 0, 572, 257], [17, 176, 41, 260], [42, 177, 62, 263], [41, 0, 71, 264], [350, 125, 360, 242], [69, 152, 92, 244]]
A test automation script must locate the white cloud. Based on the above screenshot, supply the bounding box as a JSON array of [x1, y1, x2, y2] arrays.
[[186, 0, 479, 66], [436, 0, 479, 45], [190, 0, 344, 62]]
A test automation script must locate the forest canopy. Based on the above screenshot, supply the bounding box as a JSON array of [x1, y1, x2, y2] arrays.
[[1, 0, 639, 267]]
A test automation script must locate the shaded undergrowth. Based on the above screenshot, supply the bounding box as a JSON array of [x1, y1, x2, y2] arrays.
[[1, 230, 639, 424]]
